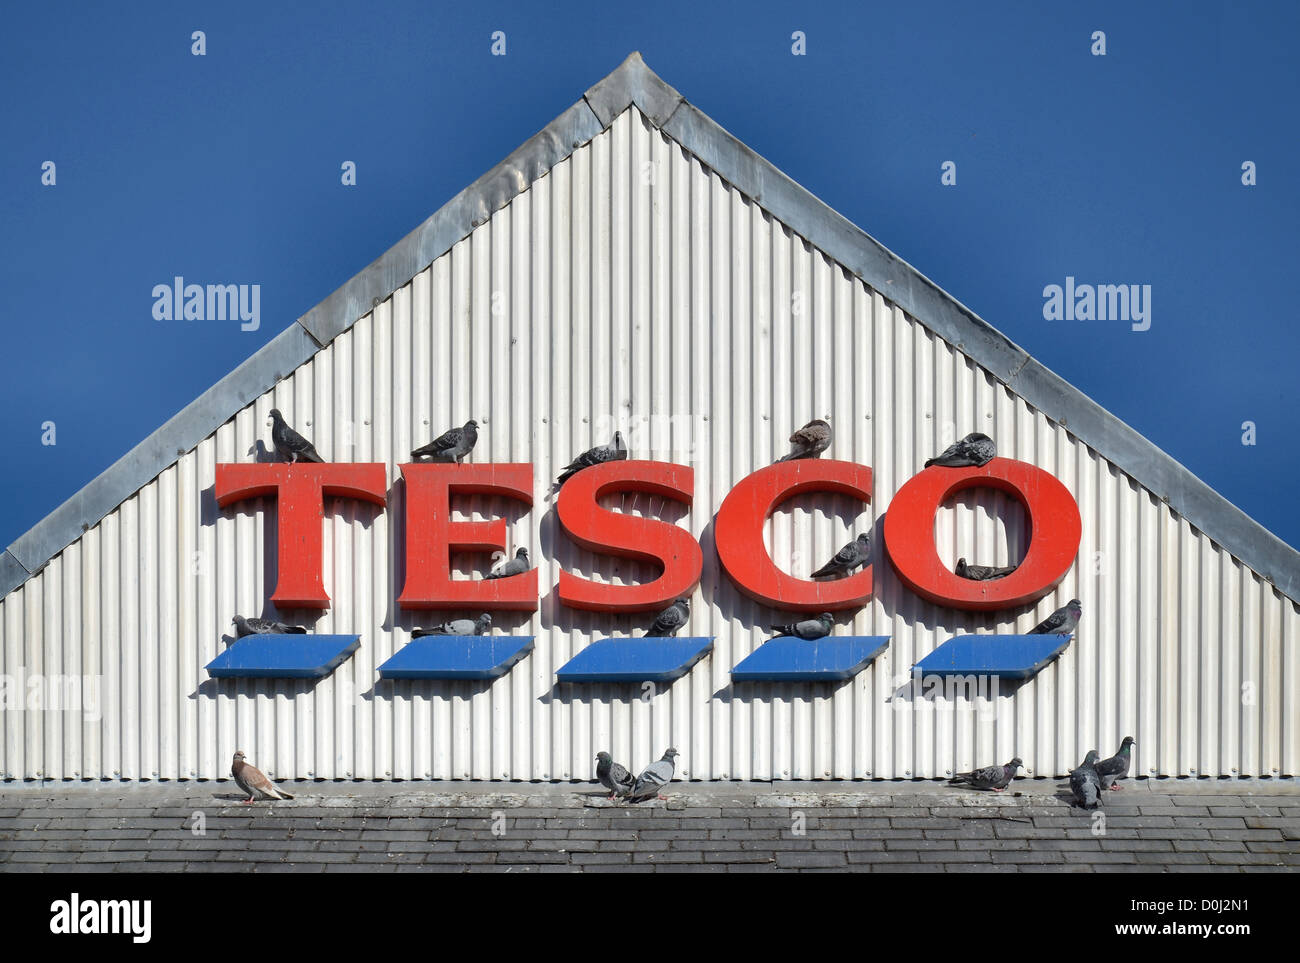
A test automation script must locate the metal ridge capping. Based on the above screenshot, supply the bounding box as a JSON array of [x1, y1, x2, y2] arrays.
[[2, 51, 1298, 605]]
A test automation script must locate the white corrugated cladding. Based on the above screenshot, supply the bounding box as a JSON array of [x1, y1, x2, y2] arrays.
[[1, 107, 1296, 782]]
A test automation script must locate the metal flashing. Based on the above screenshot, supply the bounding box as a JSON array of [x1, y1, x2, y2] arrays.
[[0, 551, 27, 600], [583, 51, 684, 128]]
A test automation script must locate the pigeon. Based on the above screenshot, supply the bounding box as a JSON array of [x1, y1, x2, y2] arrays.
[[948, 757, 1023, 792], [595, 752, 635, 800], [413, 613, 492, 637], [231, 615, 307, 637], [485, 547, 530, 580], [557, 431, 628, 485], [1028, 599, 1082, 635], [955, 558, 1018, 581], [1070, 750, 1103, 810], [810, 532, 871, 579], [770, 612, 834, 641], [411, 420, 479, 463], [231, 751, 294, 804], [647, 598, 690, 637], [924, 432, 995, 468], [776, 419, 832, 462], [625, 748, 680, 803], [1095, 736, 1135, 790], [268, 408, 324, 463]]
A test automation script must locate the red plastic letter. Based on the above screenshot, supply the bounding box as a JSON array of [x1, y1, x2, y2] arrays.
[[556, 461, 702, 613], [215, 463, 389, 608], [883, 457, 1081, 611], [398, 463, 538, 611], [715, 460, 874, 613]]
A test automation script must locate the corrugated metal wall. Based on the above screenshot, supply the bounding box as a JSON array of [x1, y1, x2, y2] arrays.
[[2, 107, 1295, 782]]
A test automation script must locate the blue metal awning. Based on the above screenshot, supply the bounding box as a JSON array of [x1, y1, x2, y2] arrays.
[[378, 636, 535, 680], [913, 634, 1073, 680], [555, 637, 713, 683], [731, 636, 891, 682], [206, 635, 361, 679]]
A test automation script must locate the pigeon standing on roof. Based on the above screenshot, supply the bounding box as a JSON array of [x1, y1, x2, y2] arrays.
[[413, 613, 492, 637], [770, 613, 834, 641], [231, 616, 308, 637], [948, 757, 1022, 792], [810, 532, 871, 579], [595, 752, 635, 800], [955, 558, 1019, 581], [924, 432, 995, 468], [1095, 737, 1135, 790], [625, 748, 680, 803], [1070, 750, 1102, 810], [269, 409, 325, 463], [411, 420, 479, 463], [776, 419, 832, 462], [1028, 599, 1082, 635], [485, 547, 530, 580], [557, 432, 628, 486], [231, 751, 294, 804], [647, 598, 690, 637]]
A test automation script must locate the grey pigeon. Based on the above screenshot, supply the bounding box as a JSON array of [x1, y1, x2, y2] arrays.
[[1095, 736, 1135, 790], [1070, 750, 1102, 810], [411, 420, 478, 463], [776, 419, 832, 462], [595, 751, 635, 800], [413, 613, 492, 637], [231, 751, 294, 804], [948, 757, 1022, 792], [625, 748, 679, 803], [924, 432, 995, 468], [956, 557, 1018, 581], [232, 615, 307, 637], [1028, 599, 1082, 635], [557, 432, 628, 485], [647, 598, 690, 637], [770, 612, 834, 641], [268, 408, 324, 463], [485, 547, 530, 580], [810, 532, 871, 579]]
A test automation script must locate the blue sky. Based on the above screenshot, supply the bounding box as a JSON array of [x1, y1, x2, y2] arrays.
[[1, 1, 1297, 552]]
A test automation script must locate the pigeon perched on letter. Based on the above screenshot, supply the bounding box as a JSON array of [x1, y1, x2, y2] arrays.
[[948, 757, 1022, 792], [1028, 599, 1082, 635], [1094, 737, 1135, 790], [269, 408, 324, 463], [411, 420, 478, 463], [647, 598, 690, 637], [557, 432, 628, 486], [776, 419, 832, 462], [955, 558, 1018, 581], [413, 613, 492, 637], [770, 613, 834, 641], [810, 532, 871, 579], [485, 547, 530, 580], [924, 432, 995, 468], [231, 751, 294, 804], [232, 616, 307, 637], [595, 752, 635, 800], [1070, 750, 1103, 810], [625, 748, 679, 803]]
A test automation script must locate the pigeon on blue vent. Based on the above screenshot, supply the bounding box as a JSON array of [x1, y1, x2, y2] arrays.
[[485, 547, 530, 580], [1028, 599, 1082, 635], [770, 613, 834, 641], [647, 598, 690, 637], [413, 613, 492, 637], [955, 558, 1018, 581], [948, 758, 1022, 792], [776, 419, 832, 462], [1095, 737, 1135, 790], [231, 751, 294, 804], [595, 752, 635, 800], [1070, 750, 1103, 810], [232, 616, 307, 637], [924, 432, 995, 468], [557, 432, 628, 486], [411, 420, 478, 463], [810, 533, 871, 579], [269, 408, 325, 463], [625, 748, 679, 803]]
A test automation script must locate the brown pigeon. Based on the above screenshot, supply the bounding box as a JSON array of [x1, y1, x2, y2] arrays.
[[231, 750, 294, 804], [776, 419, 832, 462]]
